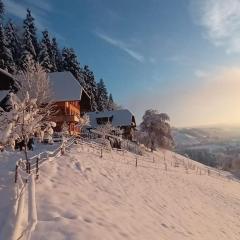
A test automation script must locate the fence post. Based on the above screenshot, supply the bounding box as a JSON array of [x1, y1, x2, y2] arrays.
[[100, 148, 103, 158], [26, 161, 28, 174], [135, 157, 138, 167], [36, 157, 39, 180], [61, 145, 65, 155], [15, 164, 18, 183], [26, 161, 30, 174], [164, 162, 167, 171], [28, 161, 31, 174]]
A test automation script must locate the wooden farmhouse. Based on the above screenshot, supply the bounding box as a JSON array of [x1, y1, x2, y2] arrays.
[[48, 71, 91, 135], [0, 69, 91, 135], [87, 109, 136, 140]]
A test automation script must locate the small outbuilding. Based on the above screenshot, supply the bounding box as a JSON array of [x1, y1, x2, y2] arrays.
[[87, 109, 136, 140]]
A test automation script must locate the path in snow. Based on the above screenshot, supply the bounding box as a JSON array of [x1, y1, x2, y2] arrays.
[[31, 144, 240, 240]]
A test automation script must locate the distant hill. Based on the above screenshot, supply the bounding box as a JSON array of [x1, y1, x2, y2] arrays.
[[173, 125, 240, 148]]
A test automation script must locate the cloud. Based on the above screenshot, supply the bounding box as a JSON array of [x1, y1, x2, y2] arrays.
[[95, 32, 145, 62], [190, 0, 240, 53]]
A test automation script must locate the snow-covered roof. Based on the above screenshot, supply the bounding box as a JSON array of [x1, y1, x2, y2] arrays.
[[87, 109, 136, 128], [0, 90, 9, 102], [48, 71, 84, 102]]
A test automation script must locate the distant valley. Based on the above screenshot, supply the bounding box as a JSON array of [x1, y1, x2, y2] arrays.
[[173, 126, 240, 175]]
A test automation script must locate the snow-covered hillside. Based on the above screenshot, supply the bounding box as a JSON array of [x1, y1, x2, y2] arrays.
[[28, 143, 240, 240], [172, 129, 201, 147]]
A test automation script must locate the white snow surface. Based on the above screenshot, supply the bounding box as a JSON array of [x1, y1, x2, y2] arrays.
[[27, 143, 240, 240], [0, 142, 62, 239], [48, 72, 82, 102]]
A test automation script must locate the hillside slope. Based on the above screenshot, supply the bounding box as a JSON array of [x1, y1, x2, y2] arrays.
[[31, 143, 240, 240]]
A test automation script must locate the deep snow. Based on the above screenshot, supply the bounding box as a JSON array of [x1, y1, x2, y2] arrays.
[[26, 143, 240, 240], [0, 142, 61, 237]]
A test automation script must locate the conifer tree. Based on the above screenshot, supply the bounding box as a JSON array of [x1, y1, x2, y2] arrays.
[[39, 42, 52, 72], [52, 37, 63, 71], [39, 30, 56, 72], [0, 23, 15, 73], [20, 26, 36, 70], [23, 9, 39, 58], [82, 65, 98, 111], [62, 47, 83, 83], [107, 93, 115, 110], [5, 20, 21, 68], [97, 78, 108, 111]]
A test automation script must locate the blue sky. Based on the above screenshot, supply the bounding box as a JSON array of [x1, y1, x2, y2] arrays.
[[4, 0, 240, 127]]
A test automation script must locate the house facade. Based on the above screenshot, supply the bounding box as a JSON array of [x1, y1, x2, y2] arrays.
[[87, 109, 136, 140], [48, 71, 91, 135]]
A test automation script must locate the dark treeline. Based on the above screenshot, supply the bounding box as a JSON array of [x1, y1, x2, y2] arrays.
[[0, 1, 117, 112]]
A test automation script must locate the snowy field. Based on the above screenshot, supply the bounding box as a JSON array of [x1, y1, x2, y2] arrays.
[[0, 142, 61, 236], [22, 143, 240, 240]]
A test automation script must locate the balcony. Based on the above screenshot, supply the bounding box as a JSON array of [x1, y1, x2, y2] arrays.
[[53, 114, 80, 123]]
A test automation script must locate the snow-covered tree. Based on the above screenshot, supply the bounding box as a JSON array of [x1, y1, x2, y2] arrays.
[[23, 9, 39, 58], [42, 121, 56, 144], [0, 64, 55, 159], [5, 20, 21, 69], [138, 109, 174, 151], [52, 37, 63, 71], [82, 65, 98, 111], [20, 26, 36, 69], [62, 47, 83, 84], [96, 122, 116, 139], [39, 41, 52, 72], [107, 93, 114, 110], [0, 23, 15, 73], [39, 30, 56, 72], [97, 78, 108, 111], [107, 94, 121, 110], [16, 62, 53, 108], [0, 92, 49, 160], [76, 114, 90, 131]]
